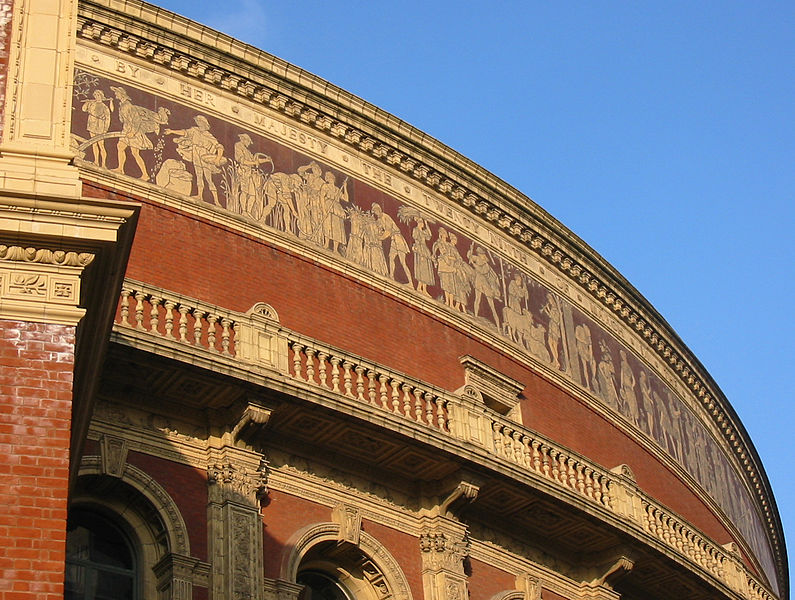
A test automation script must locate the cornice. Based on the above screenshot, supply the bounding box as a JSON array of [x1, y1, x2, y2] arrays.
[[75, 0, 786, 592]]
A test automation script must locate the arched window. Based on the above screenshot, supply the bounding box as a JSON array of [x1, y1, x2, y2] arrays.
[[297, 569, 356, 600], [65, 509, 137, 600]]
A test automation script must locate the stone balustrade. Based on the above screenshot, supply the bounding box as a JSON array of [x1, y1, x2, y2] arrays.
[[112, 280, 777, 600], [285, 337, 450, 435], [487, 417, 614, 509], [118, 284, 237, 356]]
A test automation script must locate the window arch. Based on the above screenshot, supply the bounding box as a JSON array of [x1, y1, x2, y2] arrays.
[[72, 457, 197, 599], [65, 508, 138, 600], [283, 522, 413, 600]]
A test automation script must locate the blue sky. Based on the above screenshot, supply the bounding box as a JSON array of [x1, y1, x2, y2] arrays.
[[156, 0, 793, 584]]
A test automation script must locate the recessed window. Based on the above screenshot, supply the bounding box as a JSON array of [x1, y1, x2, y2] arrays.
[[65, 509, 136, 600], [298, 569, 355, 600]]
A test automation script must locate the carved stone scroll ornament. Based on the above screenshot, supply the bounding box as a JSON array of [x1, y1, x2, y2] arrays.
[[0, 245, 95, 266]]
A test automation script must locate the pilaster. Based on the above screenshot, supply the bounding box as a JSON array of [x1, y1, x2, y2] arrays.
[[206, 403, 272, 600]]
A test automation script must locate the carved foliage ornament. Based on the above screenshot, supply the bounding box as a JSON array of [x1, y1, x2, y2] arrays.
[[207, 458, 269, 501], [0, 245, 95, 266]]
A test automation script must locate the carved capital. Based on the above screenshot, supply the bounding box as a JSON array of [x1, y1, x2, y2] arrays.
[[207, 457, 268, 503], [0, 244, 95, 325]]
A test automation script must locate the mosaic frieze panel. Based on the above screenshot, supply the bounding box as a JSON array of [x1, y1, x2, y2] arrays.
[[70, 69, 773, 580]]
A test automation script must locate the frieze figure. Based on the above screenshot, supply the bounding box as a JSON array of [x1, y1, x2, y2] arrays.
[[398, 206, 435, 296], [319, 171, 349, 254], [618, 349, 640, 426], [575, 323, 598, 391], [110, 85, 170, 181], [372, 202, 413, 285], [296, 161, 325, 245], [541, 294, 565, 370], [232, 132, 273, 218], [503, 271, 529, 345], [262, 172, 299, 233], [165, 115, 227, 206], [81, 89, 113, 167], [468, 245, 501, 329], [596, 340, 620, 410]]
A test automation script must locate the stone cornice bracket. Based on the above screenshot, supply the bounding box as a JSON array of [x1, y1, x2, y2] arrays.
[[438, 480, 480, 520], [230, 402, 274, 449], [582, 552, 635, 591]]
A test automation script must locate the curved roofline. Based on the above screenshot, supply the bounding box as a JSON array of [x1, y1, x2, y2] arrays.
[[78, 0, 788, 593]]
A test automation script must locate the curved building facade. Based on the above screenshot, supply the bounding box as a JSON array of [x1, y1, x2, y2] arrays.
[[0, 1, 787, 599]]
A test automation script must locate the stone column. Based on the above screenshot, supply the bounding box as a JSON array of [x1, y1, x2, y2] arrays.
[[207, 442, 269, 600], [419, 516, 471, 600]]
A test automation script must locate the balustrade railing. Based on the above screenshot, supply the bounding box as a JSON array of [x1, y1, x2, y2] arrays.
[[286, 338, 450, 434], [489, 417, 614, 509], [111, 280, 777, 600], [117, 284, 237, 356]]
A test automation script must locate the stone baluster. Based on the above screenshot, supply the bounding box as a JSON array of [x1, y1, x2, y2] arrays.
[[511, 430, 523, 464], [134, 291, 146, 330], [550, 449, 560, 482], [367, 370, 377, 406], [531, 440, 541, 474], [192, 310, 204, 345], [206, 315, 218, 351], [390, 379, 400, 413], [540, 444, 551, 478], [342, 361, 354, 397], [355, 365, 366, 401], [317, 352, 328, 387], [291, 343, 304, 380], [119, 289, 131, 326], [164, 300, 176, 338], [149, 296, 161, 334], [330, 357, 341, 393], [584, 467, 594, 500], [413, 388, 423, 422], [423, 393, 434, 427], [178, 305, 190, 342], [220, 318, 232, 355], [435, 397, 446, 430], [402, 384, 412, 418], [378, 375, 389, 409], [521, 435, 532, 468], [575, 463, 585, 495], [567, 457, 577, 491], [491, 422, 503, 457], [305, 348, 316, 384]]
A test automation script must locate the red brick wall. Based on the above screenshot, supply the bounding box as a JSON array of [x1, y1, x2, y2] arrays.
[[124, 450, 209, 561], [0, 319, 75, 600], [467, 557, 515, 600]]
